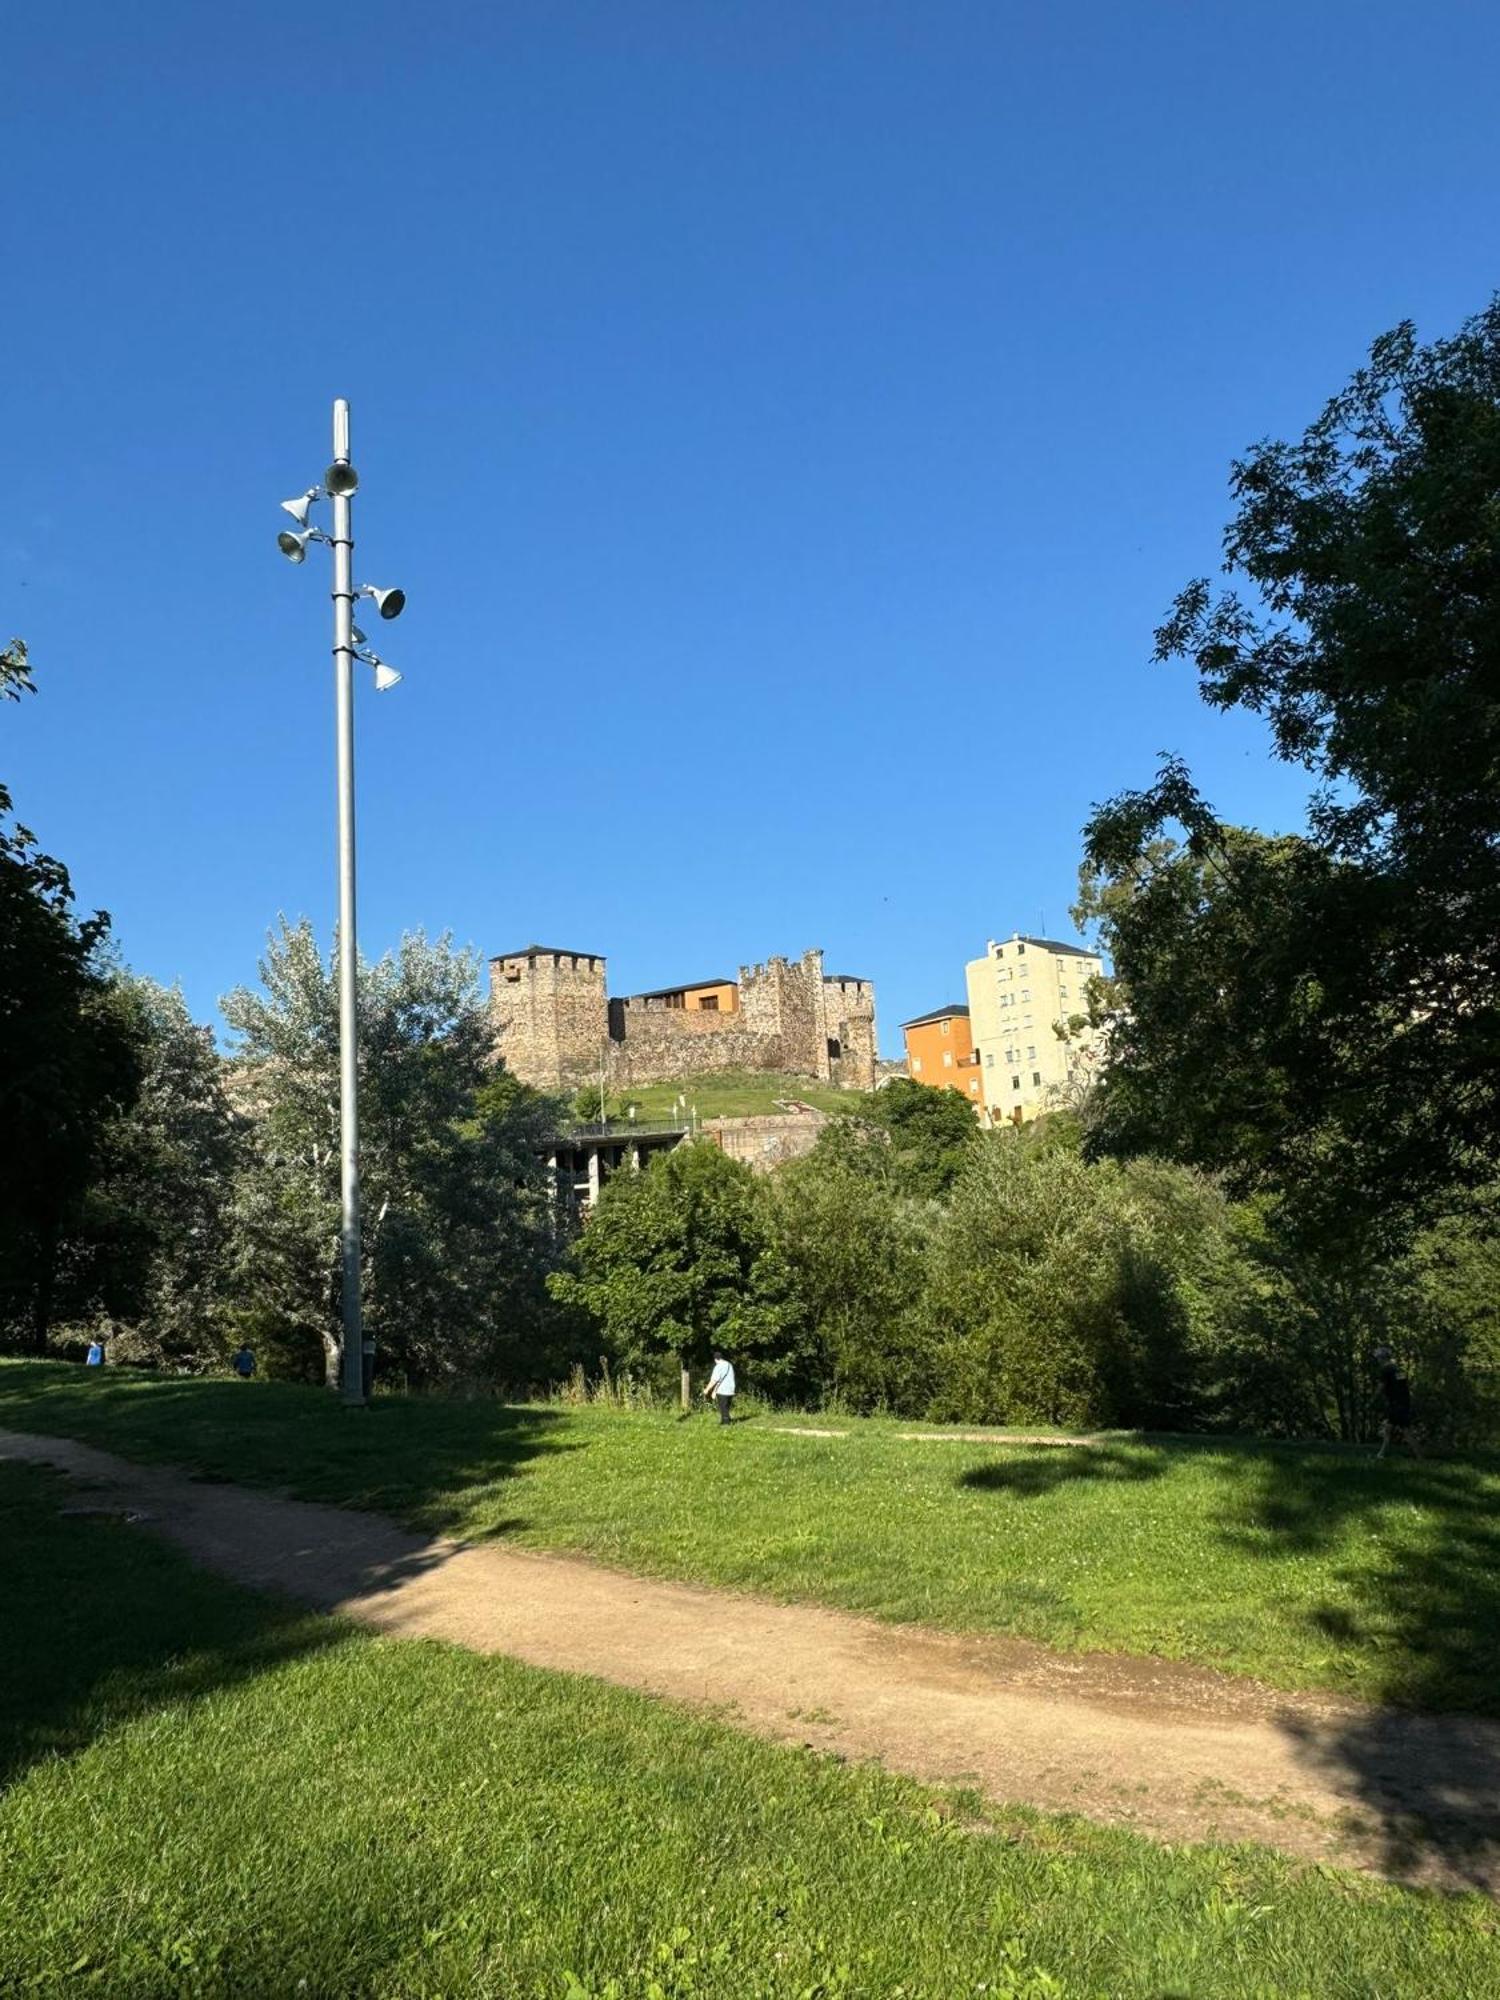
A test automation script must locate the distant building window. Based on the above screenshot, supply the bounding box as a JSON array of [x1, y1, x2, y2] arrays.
[[827, 1038, 842, 1061], [941, 1019, 950, 1036], [1011, 1074, 1021, 1091], [911, 1056, 923, 1073], [1032, 1070, 1041, 1086], [1021, 989, 1030, 1003], [1027, 1045, 1036, 1061], [698, 994, 719, 1011], [1017, 942, 1027, 954], [943, 1051, 953, 1068], [970, 1081, 980, 1094], [985, 1052, 995, 1067]]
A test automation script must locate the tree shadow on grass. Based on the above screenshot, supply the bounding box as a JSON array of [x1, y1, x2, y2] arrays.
[[1214, 1445, 1500, 1889], [0, 1460, 351, 1792], [957, 1445, 1169, 1501], [0, 1361, 574, 1539]]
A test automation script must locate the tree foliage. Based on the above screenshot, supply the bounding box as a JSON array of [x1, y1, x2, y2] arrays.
[[223, 920, 559, 1386], [1083, 301, 1500, 1232], [0, 644, 143, 1352]]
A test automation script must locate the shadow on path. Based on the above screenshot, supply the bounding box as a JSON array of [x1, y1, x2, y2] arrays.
[[1216, 1447, 1500, 1890]]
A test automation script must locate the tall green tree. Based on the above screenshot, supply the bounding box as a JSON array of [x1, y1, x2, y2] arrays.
[[1083, 301, 1500, 1229], [62, 976, 245, 1365], [551, 1141, 791, 1406], [835, 1077, 980, 1201], [223, 920, 559, 1385], [0, 644, 142, 1351]]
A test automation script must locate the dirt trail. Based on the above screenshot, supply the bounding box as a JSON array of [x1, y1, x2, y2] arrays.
[[5, 1427, 1497, 1894]]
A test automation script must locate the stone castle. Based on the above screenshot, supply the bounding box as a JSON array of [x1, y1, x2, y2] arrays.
[[489, 945, 878, 1093]]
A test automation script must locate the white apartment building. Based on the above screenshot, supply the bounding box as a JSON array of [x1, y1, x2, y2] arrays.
[[964, 933, 1104, 1125]]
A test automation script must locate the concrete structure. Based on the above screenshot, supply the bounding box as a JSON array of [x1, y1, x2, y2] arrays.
[[901, 1004, 982, 1109], [490, 945, 877, 1093], [703, 1108, 828, 1172], [965, 934, 1104, 1125]]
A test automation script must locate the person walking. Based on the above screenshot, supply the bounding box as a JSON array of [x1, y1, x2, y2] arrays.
[[703, 1350, 736, 1426], [1373, 1345, 1421, 1458], [85, 1335, 105, 1369], [231, 1342, 256, 1380]]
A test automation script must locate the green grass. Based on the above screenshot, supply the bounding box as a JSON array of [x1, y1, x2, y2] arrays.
[[610, 1069, 867, 1121], [3, 1459, 1497, 1999], [2, 1362, 1498, 1715]]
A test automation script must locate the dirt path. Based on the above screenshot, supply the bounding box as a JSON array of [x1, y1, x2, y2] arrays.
[[5, 1427, 1497, 1894]]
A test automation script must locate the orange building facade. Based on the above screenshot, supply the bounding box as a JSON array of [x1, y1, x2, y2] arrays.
[[901, 1004, 982, 1107]]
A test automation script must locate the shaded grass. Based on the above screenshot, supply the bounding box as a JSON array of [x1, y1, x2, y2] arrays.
[[3, 1362, 1499, 1715], [3, 1461, 1498, 2000]]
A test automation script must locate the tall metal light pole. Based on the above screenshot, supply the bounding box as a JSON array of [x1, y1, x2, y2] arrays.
[[276, 399, 407, 1407]]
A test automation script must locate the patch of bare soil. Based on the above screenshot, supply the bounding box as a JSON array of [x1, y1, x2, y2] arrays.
[[5, 1428, 1496, 1894]]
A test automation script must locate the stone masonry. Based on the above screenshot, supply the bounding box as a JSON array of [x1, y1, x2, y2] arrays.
[[488, 945, 877, 1092]]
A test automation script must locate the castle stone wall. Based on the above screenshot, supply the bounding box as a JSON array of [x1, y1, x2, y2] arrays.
[[491, 944, 878, 1091]]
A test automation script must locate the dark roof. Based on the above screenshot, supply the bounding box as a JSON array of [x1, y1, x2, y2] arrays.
[[1012, 936, 1097, 960], [490, 944, 604, 964], [628, 978, 733, 1001], [901, 1004, 970, 1030]]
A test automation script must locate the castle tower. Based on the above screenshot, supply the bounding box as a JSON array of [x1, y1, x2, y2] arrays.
[[488, 946, 608, 1089]]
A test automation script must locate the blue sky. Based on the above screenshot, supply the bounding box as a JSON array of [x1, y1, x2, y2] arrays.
[[5, 3, 1496, 1053]]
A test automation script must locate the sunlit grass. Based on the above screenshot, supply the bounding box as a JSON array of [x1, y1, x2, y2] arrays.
[[4, 1459, 1496, 2000], [3, 1361, 1497, 1713]]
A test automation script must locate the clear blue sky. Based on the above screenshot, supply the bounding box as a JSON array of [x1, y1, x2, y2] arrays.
[[5, 3, 1495, 1053]]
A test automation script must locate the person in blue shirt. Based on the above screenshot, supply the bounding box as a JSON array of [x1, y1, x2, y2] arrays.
[[232, 1343, 256, 1379], [85, 1337, 105, 1368], [703, 1351, 736, 1425]]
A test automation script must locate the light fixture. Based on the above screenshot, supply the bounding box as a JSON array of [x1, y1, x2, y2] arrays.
[[360, 583, 406, 620], [351, 623, 368, 644], [325, 460, 360, 498], [277, 528, 315, 563], [356, 645, 403, 692], [280, 487, 322, 527]]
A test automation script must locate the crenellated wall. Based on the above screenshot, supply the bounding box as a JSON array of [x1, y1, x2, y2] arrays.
[[491, 944, 878, 1090]]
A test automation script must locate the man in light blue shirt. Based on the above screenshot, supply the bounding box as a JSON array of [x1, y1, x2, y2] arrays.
[[704, 1351, 736, 1426]]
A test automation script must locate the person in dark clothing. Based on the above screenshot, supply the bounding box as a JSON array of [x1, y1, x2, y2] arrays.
[[1373, 1345, 1421, 1458], [231, 1343, 256, 1379]]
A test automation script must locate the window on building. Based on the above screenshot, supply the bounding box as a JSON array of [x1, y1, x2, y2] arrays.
[[1027, 1045, 1036, 1061], [911, 1056, 923, 1073], [1011, 1074, 1021, 1090], [941, 1019, 950, 1035], [1017, 942, 1026, 953], [1021, 989, 1030, 1002], [985, 1052, 995, 1067], [827, 1037, 842, 1061], [698, 994, 719, 1011], [942, 1051, 954, 1068], [1032, 1070, 1042, 1086], [970, 1081, 980, 1095]]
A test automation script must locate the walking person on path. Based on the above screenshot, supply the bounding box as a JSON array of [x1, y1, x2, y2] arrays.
[[231, 1343, 256, 1380], [85, 1335, 105, 1369], [704, 1351, 736, 1426], [1373, 1345, 1422, 1458]]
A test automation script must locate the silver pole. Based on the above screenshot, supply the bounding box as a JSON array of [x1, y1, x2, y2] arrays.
[[330, 397, 364, 1406]]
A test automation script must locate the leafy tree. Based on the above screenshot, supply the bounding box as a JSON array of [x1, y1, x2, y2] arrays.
[[56, 976, 244, 1365], [551, 1141, 790, 1406], [765, 1151, 931, 1412], [1083, 301, 1500, 1230], [223, 920, 558, 1386], [0, 644, 143, 1352], [924, 1135, 1248, 1429], [837, 1077, 980, 1201]]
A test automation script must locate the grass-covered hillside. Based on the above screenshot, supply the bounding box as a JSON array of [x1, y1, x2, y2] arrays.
[[603, 1070, 871, 1122], [3, 1362, 1496, 1716]]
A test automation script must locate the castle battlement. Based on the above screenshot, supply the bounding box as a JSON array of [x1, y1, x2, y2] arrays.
[[488, 944, 877, 1093]]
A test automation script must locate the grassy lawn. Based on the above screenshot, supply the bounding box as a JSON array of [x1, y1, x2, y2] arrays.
[[4, 1364, 1498, 1717], [611, 1069, 868, 1121], [3, 1459, 1497, 1999]]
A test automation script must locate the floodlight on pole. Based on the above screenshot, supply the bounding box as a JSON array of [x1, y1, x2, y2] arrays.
[[280, 487, 322, 527], [272, 399, 410, 1409], [359, 583, 406, 620]]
